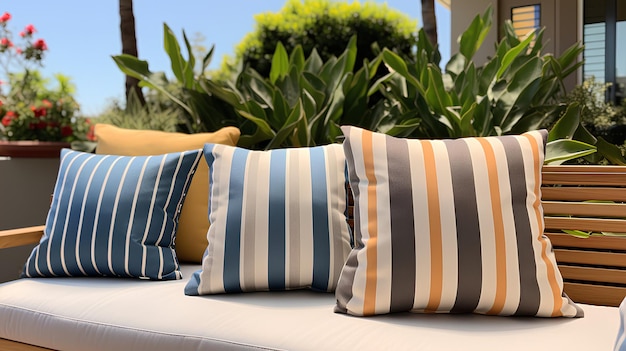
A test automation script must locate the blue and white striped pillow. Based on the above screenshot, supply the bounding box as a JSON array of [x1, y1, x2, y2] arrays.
[[23, 148, 203, 280], [185, 143, 351, 294]]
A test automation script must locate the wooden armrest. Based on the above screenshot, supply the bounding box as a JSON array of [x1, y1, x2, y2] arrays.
[[0, 226, 44, 249]]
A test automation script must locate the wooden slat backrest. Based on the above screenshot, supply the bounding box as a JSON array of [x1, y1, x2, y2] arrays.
[[541, 165, 626, 307]]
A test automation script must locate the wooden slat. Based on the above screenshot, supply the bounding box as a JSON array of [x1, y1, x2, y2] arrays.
[[541, 187, 626, 202], [545, 217, 626, 233], [546, 233, 626, 250], [543, 165, 626, 173], [563, 282, 626, 307], [542, 165, 626, 187], [0, 226, 44, 249], [543, 201, 626, 218], [542, 172, 626, 186], [0, 338, 53, 351], [559, 265, 626, 284], [554, 249, 626, 267]]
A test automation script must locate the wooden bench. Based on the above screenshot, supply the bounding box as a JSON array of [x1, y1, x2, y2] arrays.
[[542, 165, 626, 307], [1, 165, 626, 309], [0, 165, 625, 351]]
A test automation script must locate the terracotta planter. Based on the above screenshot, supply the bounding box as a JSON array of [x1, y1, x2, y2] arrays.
[[0, 140, 70, 158]]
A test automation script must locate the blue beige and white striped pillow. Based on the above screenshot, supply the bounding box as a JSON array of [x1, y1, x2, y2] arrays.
[[185, 143, 351, 295], [335, 126, 583, 317], [23, 148, 203, 280]]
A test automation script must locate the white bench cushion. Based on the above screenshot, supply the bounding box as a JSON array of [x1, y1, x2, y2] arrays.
[[0, 265, 620, 351]]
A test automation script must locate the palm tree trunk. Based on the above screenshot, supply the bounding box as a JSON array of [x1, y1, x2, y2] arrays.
[[421, 0, 438, 46], [119, 0, 146, 107]]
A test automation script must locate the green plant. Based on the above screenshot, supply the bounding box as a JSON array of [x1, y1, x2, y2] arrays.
[[550, 78, 626, 165], [222, 0, 417, 79], [204, 37, 396, 149], [113, 23, 240, 135], [377, 6, 596, 164], [0, 11, 88, 143], [96, 90, 180, 132], [1, 70, 89, 142]]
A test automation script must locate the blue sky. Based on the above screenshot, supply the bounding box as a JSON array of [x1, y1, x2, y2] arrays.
[[2, 1, 450, 116]]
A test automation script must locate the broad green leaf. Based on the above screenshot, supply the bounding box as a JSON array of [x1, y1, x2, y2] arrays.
[[496, 32, 535, 79], [366, 54, 383, 81], [562, 229, 591, 239], [548, 103, 580, 142], [382, 49, 422, 91], [457, 103, 476, 136], [596, 137, 626, 165], [112, 54, 193, 117], [368, 71, 395, 97], [304, 48, 323, 72], [501, 20, 521, 47], [300, 73, 326, 107], [275, 66, 301, 108], [472, 95, 491, 136], [445, 53, 466, 78], [199, 79, 243, 108], [271, 89, 290, 129], [163, 23, 186, 83], [181, 30, 196, 89], [529, 28, 545, 56], [341, 36, 358, 74], [289, 45, 305, 72], [545, 139, 596, 165], [247, 71, 274, 108], [237, 109, 275, 144], [266, 100, 302, 149], [201, 45, 215, 75], [425, 65, 454, 122], [385, 119, 421, 136], [478, 57, 499, 94], [269, 42, 289, 84], [557, 42, 585, 72], [459, 6, 492, 60], [600, 232, 626, 237], [573, 123, 598, 144], [492, 57, 542, 127]]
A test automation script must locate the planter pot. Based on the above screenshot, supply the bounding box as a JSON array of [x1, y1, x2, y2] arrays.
[[0, 140, 70, 158]]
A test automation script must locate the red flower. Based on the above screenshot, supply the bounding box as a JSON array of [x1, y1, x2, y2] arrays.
[[61, 125, 73, 137], [34, 107, 47, 118], [15, 47, 22, 55], [5, 110, 17, 118], [37, 121, 47, 129], [33, 38, 47, 51], [0, 37, 13, 47], [21, 24, 35, 36], [85, 119, 96, 141], [41, 99, 53, 108], [1, 115, 13, 127], [0, 12, 11, 23]]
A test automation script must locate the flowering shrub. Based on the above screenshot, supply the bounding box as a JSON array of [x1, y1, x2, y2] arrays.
[[0, 11, 91, 142]]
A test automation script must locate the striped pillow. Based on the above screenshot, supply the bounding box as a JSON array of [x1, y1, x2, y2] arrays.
[[185, 143, 351, 295], [617, 298, 626, 350], [335, 126, 583, 317], [23, 148, 203, 280]]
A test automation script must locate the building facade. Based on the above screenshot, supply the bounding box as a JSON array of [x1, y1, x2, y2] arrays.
[[449, 0, 624, 101]]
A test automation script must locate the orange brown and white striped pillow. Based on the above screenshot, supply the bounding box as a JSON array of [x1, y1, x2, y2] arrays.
[[335, 126, 583, 318]]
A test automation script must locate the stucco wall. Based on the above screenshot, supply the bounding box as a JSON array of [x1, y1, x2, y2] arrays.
[[0, 157, 59, 283]]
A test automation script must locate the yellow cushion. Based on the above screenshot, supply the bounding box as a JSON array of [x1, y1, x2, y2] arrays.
[[94, 124, 240, 263]]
